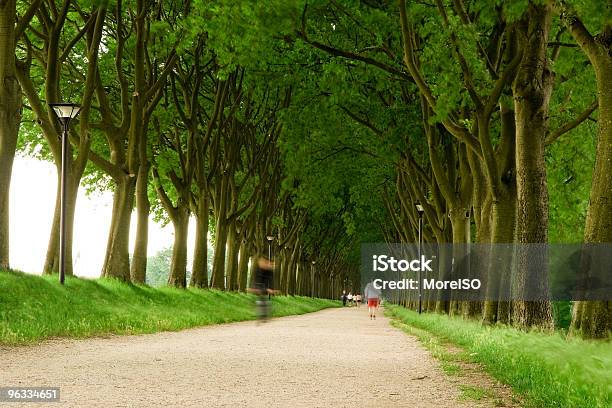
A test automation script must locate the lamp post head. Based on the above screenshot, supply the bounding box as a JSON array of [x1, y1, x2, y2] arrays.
[[266, 235, 274, 242], [311, 260, 316, 265], [49, 103, 81, 126], [415, 203, 424, 213]]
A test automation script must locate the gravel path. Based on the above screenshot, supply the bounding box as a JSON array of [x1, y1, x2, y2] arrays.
[[1, 307, 495, 407]]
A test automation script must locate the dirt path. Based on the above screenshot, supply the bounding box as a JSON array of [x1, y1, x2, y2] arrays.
[[1, 307, 501, 407]]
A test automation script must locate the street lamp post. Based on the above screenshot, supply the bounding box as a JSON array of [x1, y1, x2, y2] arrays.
[[311, 260, 316, 298], [49, 103, 81, 285], [416, 203, 424, 314], [266, 235, 274, 260]]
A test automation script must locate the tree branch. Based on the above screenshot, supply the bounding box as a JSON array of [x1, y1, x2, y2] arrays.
[[298, 5, 412, 81], [546, 100, 598, 145], [561, 10, 599, 60], [15, 0, 43, 38]]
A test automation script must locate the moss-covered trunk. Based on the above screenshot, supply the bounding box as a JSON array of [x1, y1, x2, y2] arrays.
[[511, 4, 554, 329], [482, 196, 516, 324], [449, 211, 470, 317], [478, 101, 517, 325], [569, 38, 612, 339]]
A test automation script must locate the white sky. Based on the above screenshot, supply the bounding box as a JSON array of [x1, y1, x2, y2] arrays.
[[9, 156, 197, 278]]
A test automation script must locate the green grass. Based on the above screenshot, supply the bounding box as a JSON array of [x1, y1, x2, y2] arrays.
[[387, 305, 611, 408], [440, 360, 462, 376], [0, 270, 339, 345], [459, 385, 494, 401]]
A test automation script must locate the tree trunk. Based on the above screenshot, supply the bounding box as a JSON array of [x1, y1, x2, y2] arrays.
[[273, 245, 282, 290], [211, 219, 228, 289], [287, 243, 299, 295], [237, 240, 250, 291], [480, 102, 517, 324], [299, 261, 307, 295], [101, 177, 135, 281], [130, 161, 149, 283], [467, 150, 490, 319], [434, 244, 451, 314], [190, 193, 209, 288], [211, 174, 228, 289], [225, 224, 239, 291], [248, 254, 258, 289], [305, 261, 311, 296], [448, 209, 470, 316], [570, 46, 612, 338], [304, 261, 310, 296], [279, 248, 289, 294], [311, 266, 316, 297], [482, 196, 516, 324], [296, 261, 302, 295], [296, 260, 304, 296], [43, 164, 80, 276], [0, 0, 20, 270], [283, 249, 292, 294], [512, 3, 554, 329], [168, 207, 189, 288]]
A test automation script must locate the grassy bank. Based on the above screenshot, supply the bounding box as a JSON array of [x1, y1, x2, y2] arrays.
[[0, 270, 339, 345], [387, 306, 610, 408]]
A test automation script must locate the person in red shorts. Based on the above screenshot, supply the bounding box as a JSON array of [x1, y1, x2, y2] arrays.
[[363, 280, 382, 320]]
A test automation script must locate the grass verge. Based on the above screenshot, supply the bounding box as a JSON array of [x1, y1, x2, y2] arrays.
[[0, 270, 339, 345], [387, 305, 611, 408], [391, 318, 518, 406]]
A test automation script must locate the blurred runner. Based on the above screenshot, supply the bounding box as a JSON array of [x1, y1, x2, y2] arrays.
[[248, 257, 276, 322], [363, 281, 382, 320]]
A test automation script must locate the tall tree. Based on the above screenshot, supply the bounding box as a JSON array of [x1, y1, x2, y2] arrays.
[[0, 0, 22, 269], [84, 0, 178, 281], [561, 1, 612, 338], [16, 0, 106, 276], [511, 3, 554, 329]]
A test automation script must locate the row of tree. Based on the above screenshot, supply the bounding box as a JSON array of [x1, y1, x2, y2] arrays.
[[1, 0, 364, 301], [0, 1, 609, 338], [280, 0, 609, 338]]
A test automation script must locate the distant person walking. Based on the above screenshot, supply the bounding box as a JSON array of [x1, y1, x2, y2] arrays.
[[363, 281, 381, 320], [354, 293, 362, 308], [342, 290, 348, 307], [347, 292, 353, 307]]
